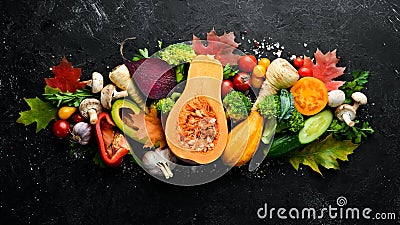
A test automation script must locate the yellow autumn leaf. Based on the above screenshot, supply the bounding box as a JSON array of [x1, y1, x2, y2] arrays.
[[287, 134, 360, 175]]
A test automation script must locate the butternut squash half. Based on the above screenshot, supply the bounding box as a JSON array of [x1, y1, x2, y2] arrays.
[[165, 55, 228, 164]]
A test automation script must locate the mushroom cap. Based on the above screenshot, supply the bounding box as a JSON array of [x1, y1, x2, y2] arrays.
[[91, 72, 104, 93], [100, 84, 116, 109], [351, 92, 367, 105], [79, 98, 102, 119], [328, 90, 346, 107], [335, 104, 356, 121]]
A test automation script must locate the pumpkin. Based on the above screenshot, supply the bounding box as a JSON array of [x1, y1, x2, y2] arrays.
[[222, 110, 264, 166], [164, 55, 229, 164]]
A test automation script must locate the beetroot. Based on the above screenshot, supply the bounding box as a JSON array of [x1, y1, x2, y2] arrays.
[[123, 58, 176, 99], [119, 37, 176, 100]]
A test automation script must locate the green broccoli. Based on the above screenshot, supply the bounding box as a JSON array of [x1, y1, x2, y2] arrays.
[[257, 94, 280, 118], [257, 91, 304, 133], [159, 43, 196, 66], [223, 90, 252, 122], [153, 92, 181, 114], [276, 110, 305, 133]]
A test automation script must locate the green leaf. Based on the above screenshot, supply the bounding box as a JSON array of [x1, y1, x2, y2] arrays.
[[279, 89, 294, 121], [16, 97, 58, 133], [44, 85, 61, 94], [287, 134, 359, 175], [223, 63, 239, 79]]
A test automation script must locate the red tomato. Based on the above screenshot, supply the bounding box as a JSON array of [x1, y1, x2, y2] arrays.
[[221, 80, 233, 98], [53, 120, 70, 139], [233, 72, 251, 92], [293, 57, 304, 68], [298, 66, 313, 77], [238, 55, 257, 72], [72, 113, 85, 124]]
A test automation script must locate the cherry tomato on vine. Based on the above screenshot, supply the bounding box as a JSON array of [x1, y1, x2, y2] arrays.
[[53, 120, 70, 139], [238, 55, 257, 72], [293, 57, 304, 68], [233, 72, 251, 92], [298, 66, 313, 77], [221, 80, 233, 98]]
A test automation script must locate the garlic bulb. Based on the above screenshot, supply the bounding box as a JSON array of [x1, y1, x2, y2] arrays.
[[71, 122, 92, 145], [142, 148, 176, 179]]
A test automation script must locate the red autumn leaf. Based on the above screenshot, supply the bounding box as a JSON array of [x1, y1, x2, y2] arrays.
[[45, 57, 86, 93], [303, 49, 346, 91], [192, 28, 240, 66]]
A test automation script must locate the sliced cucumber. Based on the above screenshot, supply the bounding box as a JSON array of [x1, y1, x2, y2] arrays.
[[299, 110, 333, 144]]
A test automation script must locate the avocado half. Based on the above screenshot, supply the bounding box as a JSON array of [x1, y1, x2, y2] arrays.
[[111, 99, 146, 144]]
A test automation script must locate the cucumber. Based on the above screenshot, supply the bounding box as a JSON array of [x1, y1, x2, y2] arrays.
[[299, 110, 333, 144], [268, 134, 304, 158]]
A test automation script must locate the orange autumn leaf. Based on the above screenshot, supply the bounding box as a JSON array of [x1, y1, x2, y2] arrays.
[[303, 49, 346, 91], [45, 57, 87, 93], [192, 28, 240, 66]]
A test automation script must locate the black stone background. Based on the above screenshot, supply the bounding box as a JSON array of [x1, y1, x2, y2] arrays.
[[1, 0, 400, 224]]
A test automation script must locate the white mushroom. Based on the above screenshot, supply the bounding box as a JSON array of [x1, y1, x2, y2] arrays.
[[351, 92, 367, 110], [79, 98, 103, 124], [83, 72, 104, 93], [335, 104, 356, 127], [335, 92, 368, 127], [100, 84, 128, 109], [328, 90, 346, 107]]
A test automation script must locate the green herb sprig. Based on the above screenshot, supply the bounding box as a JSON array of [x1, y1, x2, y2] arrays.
[[328, 119, 375, 144], [43, 87, 96, 107], [340, 70, 370, 103], [223, 63, 239, 79], [132, 48, 149, 61]]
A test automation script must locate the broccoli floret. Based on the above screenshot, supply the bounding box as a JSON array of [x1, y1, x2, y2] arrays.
[[286, 110, 305, 132], [159, 43, 196, 66], [276, 110, 305, 133], [223, 90, 252, 122], [154, 98, 174, 114], [257, 94, 280, 118], [154, 92, 181, 114], [258, 92, 304, 133]]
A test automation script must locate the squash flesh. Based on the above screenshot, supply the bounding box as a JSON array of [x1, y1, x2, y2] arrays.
[[165, 55, 228, 164]]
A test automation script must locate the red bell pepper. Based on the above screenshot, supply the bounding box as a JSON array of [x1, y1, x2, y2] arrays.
[[95, 112, 130, 167]]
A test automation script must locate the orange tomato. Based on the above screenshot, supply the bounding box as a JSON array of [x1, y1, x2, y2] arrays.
[[258, 58, 270, 70], [252, 65, 266, 78], [58, 106, 77, 120], [290, 77, 328, 116]]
